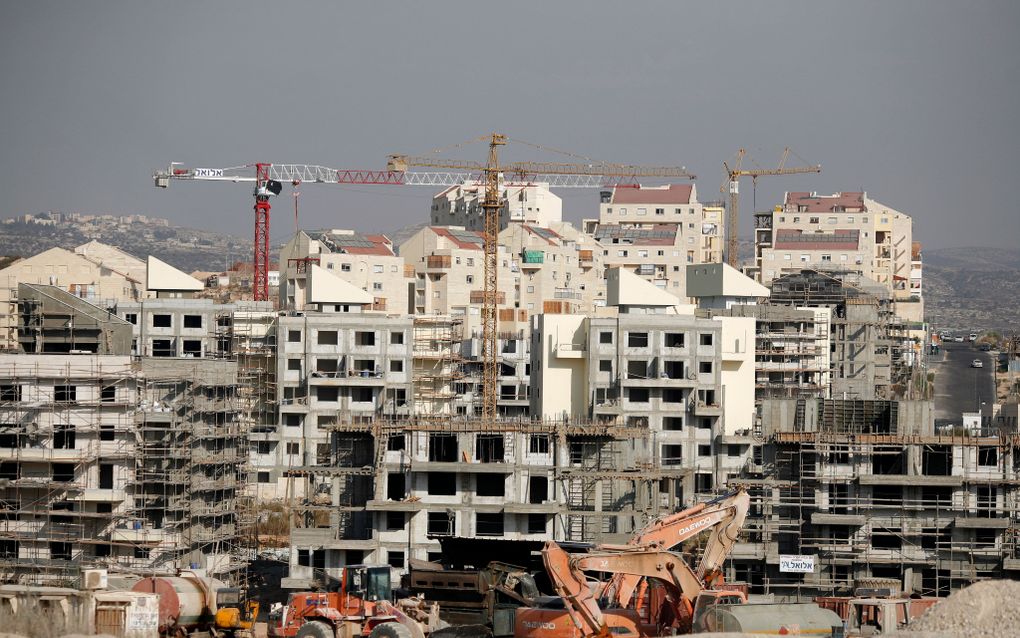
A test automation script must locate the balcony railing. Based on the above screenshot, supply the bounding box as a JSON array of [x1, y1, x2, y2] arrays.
[[426, 255, 452, 269]]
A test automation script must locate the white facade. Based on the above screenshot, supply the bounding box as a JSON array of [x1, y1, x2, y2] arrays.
[[430, 182, 563, 231]]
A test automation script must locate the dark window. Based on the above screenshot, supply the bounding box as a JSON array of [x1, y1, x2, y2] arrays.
[[627, 332, 648, 348], [529, 435, 549, 454], [390, 331, 404, 345], [297, 549, 310, 566], [388, 473, 406, 500], [101, 385, 116, 402], [99, 464, 114, 489], [695, 473, 713, 492], [699, 361, 712, 374], [317, 331, 338, 346], [698, 444, 712, 457], [476, 513, 504, 537], [100, 424, 114, 441], [124, 313, 137, 325], [0, 385, 20, 402], [429, 434, 457, 462], [183, 315, 203, 329], [923, 446, 952, 476], [50, 542, 72, 561], [386, 512, 406, 531], [665, 333, 685, 348], [979, 447, 998, 467], [663, 389, 684, 404], [257, 472, 271, 483], [427, 511, 454, 535], [477, 474, 505, 497], [476, 435, 504, 462], [527, 513, 547, 534], [387, 435, 406, 451], [387, 550, 405, 569], [54, 385, 76, 402], [529, 476, 548, 503], [599, 331, 613, 344], [390, 360, 403, 373], [599, 359, 612, 373], [288, 359, 302, 371], [699, 333, 714, 346], [288, 330, 301, 343], [662, 445, 683, 465], [316, 387, 339, 402], [286, 442, 300, 456], [355, 331, 376, 346], [663, 416, 683, 430], [428, 472, 457, 496], [255, 441, 272, 454], [151, 339, 174, 357], [352, 387, 373, 402], [53, 463, 74, 482], [152, 314, 172, 328], [94, 544, 111, 558], [53, 425, 74, 449], [285, 414, 301, 427], [628, 388, 649, 403], [727, 444, 742, 457], [182, 340, 202, 356]]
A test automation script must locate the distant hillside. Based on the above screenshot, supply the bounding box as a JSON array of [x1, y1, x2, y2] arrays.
[[923, 247, 1020, 333]]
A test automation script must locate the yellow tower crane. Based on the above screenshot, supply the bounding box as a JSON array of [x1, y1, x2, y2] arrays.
[[723, 148, 821, 267], [389, 133, 692, 423]]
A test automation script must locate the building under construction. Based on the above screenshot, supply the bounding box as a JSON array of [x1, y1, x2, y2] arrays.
[[0, 285, 268, 585], [725, 398, 1020, 600]]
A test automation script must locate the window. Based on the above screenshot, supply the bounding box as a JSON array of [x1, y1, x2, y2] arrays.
[[466, 275, 474, 284], [285, 414, 301, 427], [627, 332, 648, 348], [152, 314, 171, 328], [979, 447, 998, 467], [699, 361, 713, 374], [373, 282, 383, 291], [655, 208, 664, 216], [809, 217, 819, 224], [101, 386, 116, 402], [827, 216, 837, 224], [727, 444, 742, 457], [151, 339, 174, 357], [288, 359, 302, 371], [800, 254, 809, 262], [662, 445, 683, 465], [665, 333, 684, 348], [638, 250, 648, 258], [529, 435, 550, 454], [699, 333, 714, 346], [387, 434, 406, 451], [317, 330, 338, 346], [316, 387, 339, 402], [341, 263, 351, 272], [627, 388, 649, 403], [0, 385, 21, 402], [355, 331, 375, 346], [783, 254, 791, 260], [847, 216, 855, 223], [255, 441, 272, 455], [476, 513, 504, 536], [182, 340, 201, 356], [54, 385, 76, 402], [663, 416, 683, 431], [286, 442, 300, 456], [477, 474, 505, 497], [183, 315, 202, 329], [387, 550, 405, 569], [427, 511, 455, 535], [124, 313, 137, 325], [599, 359, 612, 372], [372, 264, 384, 274], [385, 511, 406, 531], [617, 250, 628, 257], [288, 330, 301, 342], [476, 435, 504, 462], [821, 254, 832, 262], [389, 360, 403, 373], [599, 331, 613, 344], [257, 472, 271, 484], [100, 424, 114, 441], [698, 445, 712, 457], [428, 472, 456, 495], [528, 514, 547, 534]]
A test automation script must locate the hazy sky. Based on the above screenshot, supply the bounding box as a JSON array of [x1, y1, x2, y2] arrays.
[[2, 1, 1018, 249]]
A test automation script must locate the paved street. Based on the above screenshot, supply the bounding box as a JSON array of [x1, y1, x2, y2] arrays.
[[933, 341, 995, 422]]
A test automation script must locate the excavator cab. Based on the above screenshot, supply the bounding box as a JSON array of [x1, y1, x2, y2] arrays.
[[344, 565, 393, 603], [690, 590, 747, 632], [214, 587, 259, 633]]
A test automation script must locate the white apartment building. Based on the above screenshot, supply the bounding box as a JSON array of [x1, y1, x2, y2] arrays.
[[279, 230, 413, 314], [584, 184, 723, 301], [752, 192, 918, 305], [430, 182, 563, 231]]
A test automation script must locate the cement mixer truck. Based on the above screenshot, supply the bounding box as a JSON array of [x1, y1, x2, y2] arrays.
[[131, 572, 259, 637]]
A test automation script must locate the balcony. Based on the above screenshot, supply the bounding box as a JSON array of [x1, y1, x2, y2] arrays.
[[578, 250, 594, 267], [426, 255, 452, 270], [521, 250, 544, 265], [470, 290, 506, 304], [554, 343, 586, 359], [553, 289, 582, 300]]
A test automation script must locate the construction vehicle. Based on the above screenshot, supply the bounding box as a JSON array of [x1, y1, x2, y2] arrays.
[[268, 564, 445, 638], [602, 488, 749, 609], [132, 573, 259, 637]]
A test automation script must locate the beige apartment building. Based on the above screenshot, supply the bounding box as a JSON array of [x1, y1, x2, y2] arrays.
[[752, 192, 919, 309], [583, 184, 723, 301], [0, 246, 146, 352], [430, 182, 563, 231], [279, 230, 414, 314]]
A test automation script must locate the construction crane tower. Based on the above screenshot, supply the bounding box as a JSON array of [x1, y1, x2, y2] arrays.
[[723, 148, 821, 268]]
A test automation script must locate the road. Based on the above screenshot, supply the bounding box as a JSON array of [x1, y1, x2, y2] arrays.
[[933, 341, 995, 423]]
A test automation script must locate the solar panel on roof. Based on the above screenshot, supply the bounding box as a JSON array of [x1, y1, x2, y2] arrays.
[[447, 229, 483, 244], [329, 235, 376, 249], [530, 227, 558, 241]]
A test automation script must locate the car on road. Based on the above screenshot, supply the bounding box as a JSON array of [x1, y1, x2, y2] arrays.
[[971, 359, 984, 368], [955, 336, 965, 342], [979, 343, 992, 351], [969, 333, 978, 342]]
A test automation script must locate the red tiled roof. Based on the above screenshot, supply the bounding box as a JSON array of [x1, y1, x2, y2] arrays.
[[774, 229, 860, 251], [785, 192, 865, 213], [611, 184, 693, 205]]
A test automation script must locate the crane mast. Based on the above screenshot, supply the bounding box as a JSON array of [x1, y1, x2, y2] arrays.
[[724, 148, 821, 268], [480, 134, 505, 424]]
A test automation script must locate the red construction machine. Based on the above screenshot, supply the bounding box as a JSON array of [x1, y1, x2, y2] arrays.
[[268, 564, 445, 638]]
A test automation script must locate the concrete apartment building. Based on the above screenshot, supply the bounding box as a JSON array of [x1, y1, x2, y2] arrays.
[[0, 286, 252, 585], [728, 398, 1020, 599], [429, 182, 563, 231], [0, 244, 147, 351], [751, 191, 922, 323], [583, 184, 723, 301], [279, 230, 413, 313]]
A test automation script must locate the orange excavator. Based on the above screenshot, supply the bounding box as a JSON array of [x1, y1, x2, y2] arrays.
[[514, 489, 751, 638]]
